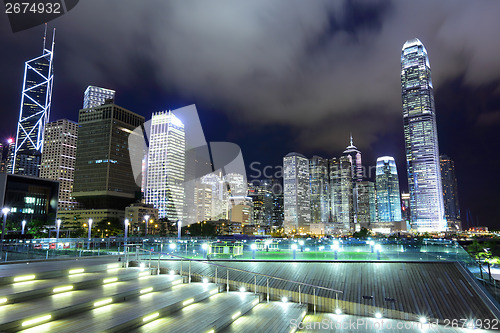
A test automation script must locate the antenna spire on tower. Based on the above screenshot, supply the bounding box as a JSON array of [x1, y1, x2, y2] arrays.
[[43, 23, 47, 51], [350, 133, 353, 146]]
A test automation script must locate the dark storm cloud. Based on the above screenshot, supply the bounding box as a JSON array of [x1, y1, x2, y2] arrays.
[[2, 0, 500, 152]]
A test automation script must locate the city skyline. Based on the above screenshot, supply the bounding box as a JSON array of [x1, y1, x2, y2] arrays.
[[1, 1, 500, 228]]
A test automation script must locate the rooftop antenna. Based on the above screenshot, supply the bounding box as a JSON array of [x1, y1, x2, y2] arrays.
[[350, 133, 353, 146], [51, 27, 56, 52], [43, 23, 47, 51]]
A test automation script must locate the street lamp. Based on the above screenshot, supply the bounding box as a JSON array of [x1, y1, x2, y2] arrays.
[[87, 218, 93, 250], [56, 219, 61, 243], [291, 244, 297, 260], [21, 220, 26, 235], [202, 243, 209, 259], [251, 243, 257, 259], [299, 240, 304, 253], [177, 220, 182, 240], [124, 219, 129, 246], [1, 207, 10, 259], [143, 215, 149, 236]]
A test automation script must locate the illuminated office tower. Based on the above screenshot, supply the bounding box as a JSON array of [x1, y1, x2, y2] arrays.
[[376, 157, 402, 222], [40, 119, 79, 211], [73, 102, 144, 209], [0, 138, 15, 173], [401, 38, 445, 231], [83, 86, 115, 109], [329, 156, 353, 232], [247, 180, 273, 226], [145, 111, 185, 220], [356, 181, 376, 228], [283, 153, 310, 234], [11, 28, 55, 176], [309, 156, 329, 223], [343, 135, 363, 181], [440, 155, 461, 230]]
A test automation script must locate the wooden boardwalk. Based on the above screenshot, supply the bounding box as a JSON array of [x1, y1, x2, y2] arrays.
[[162, 260, 500, 322]]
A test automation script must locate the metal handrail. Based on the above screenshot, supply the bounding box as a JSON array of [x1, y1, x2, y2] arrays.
[[131, 247, 343, 295]]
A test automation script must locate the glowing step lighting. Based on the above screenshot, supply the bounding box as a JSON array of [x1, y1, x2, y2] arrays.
[[21, 314, 51, 327], [231, 311, 241, 320], [139, 271, 149, 277], [140, 287, 153, 294], [13, 274, 35, 282], [69, 268, 84, 275], [103, 277, 118, 284], [143, 312, 159, 322], [206, 330, 215, 333], [107, 264, 119, 269], [0, 298, 7, 305], [94, 298, 113, 307], [183, 298, 194, 306], [252, 299, 259, 306], [209, 289, 219, 295], [53, 285, 74, 293]]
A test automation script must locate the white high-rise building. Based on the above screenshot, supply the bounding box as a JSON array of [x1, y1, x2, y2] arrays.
[[40, 119, 79, 211], [145, 111, 185, 220], [283, 153, 310, 234], [83, 86, 115, 109], [401, 38, 445, 231]]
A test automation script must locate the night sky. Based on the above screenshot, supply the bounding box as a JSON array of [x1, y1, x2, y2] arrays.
[[1, 1, 499, 228]]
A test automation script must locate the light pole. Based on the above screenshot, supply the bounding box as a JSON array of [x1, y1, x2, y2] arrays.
[[202, 243, 208, 259], [1, 207, 10, 259], [21, 220, 26, 235], [177, 220, 182, 240], [87, 218, 93, 250], [56, 219, 61, 244], [143, 215, 149, 236], [291, 244, 297, 260], [124, 219, 129, 246], [251, 243, 257, 259]]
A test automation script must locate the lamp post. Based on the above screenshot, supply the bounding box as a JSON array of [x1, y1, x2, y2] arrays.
[[87, 218, 93, 250], [1, 207, 10, 259], [299, 240, 304, 253], [56, 219, 61, 243], [291, 244, 297, 260], [124, 219, 129, 246], [202, 243, 208, 259], [143, 215, 149, 236], [21, 220, 26, 235], [331, 241, 340, 260], [251, 243, 257, 259], [177, 220, 182, 240]]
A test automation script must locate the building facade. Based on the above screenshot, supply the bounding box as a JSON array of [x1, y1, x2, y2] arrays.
[[40, 119, 79, 211], [83, 86, 116, 109], [11, 30, 55, 177], [376, 156, 402, 223], [401, 38, 445, 231], [145, 111, 185, 221], [440, 155, 461, 230], [356, 180, 377, 228], [73, 102, 144, 210], [329, 156, 353, 232], [309, 156, 330, 223], [283, 153, 310, 233]]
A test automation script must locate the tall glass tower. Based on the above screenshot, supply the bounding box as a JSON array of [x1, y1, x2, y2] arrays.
[[401, 38, 445, 231], [283, 153, 310, 234], [309, 156, 329, 223], [11, 28, 55, 176], [440, 155, 461, 230], [145, 111, 186, 221], [375, 156, 402, 222]]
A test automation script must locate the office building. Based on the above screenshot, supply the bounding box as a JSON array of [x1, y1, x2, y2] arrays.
[[329, 156, 353, 233], [145, 111, 185, 221], [309, 156, 329, 223], [283, 153, 310, 234], [440, 155, 461, 230], [124, 203, 159, 235], [11, 29, 55, 177], [401, 38, 445, 231], [356, 180, 377, 228], [40, 119, 79, 211], [376, 156, 402, 223], [73, 102, 144, 210], [247, 179, 273, 226], [83, 86, 115, 109]]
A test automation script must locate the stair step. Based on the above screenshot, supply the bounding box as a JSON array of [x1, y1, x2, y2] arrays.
[[18, 282, 220, 333], [134, 291, 260, 333], [0, 274, 182, 332]]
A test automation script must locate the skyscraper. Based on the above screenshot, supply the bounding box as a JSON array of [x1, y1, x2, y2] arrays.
[[309, 156, 329, 223], [343, 136, 363, 228], [440, 155, 461, 230], [356, 180, 377, 228], [329, 156, 353, 232], [40, 119, 79, 211], [375, 156, 402, 222], [145, 111, 185, 221], [11, 28, 55, 177], [401, 38, 445, 231], [73, 102, 144, 210], [283, 153, 310, 234], [83, 86, 115, 109]]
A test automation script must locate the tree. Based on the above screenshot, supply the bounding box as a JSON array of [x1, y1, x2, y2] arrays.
[[95, 218, 123, 237], [353, 227, 370, 239]]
